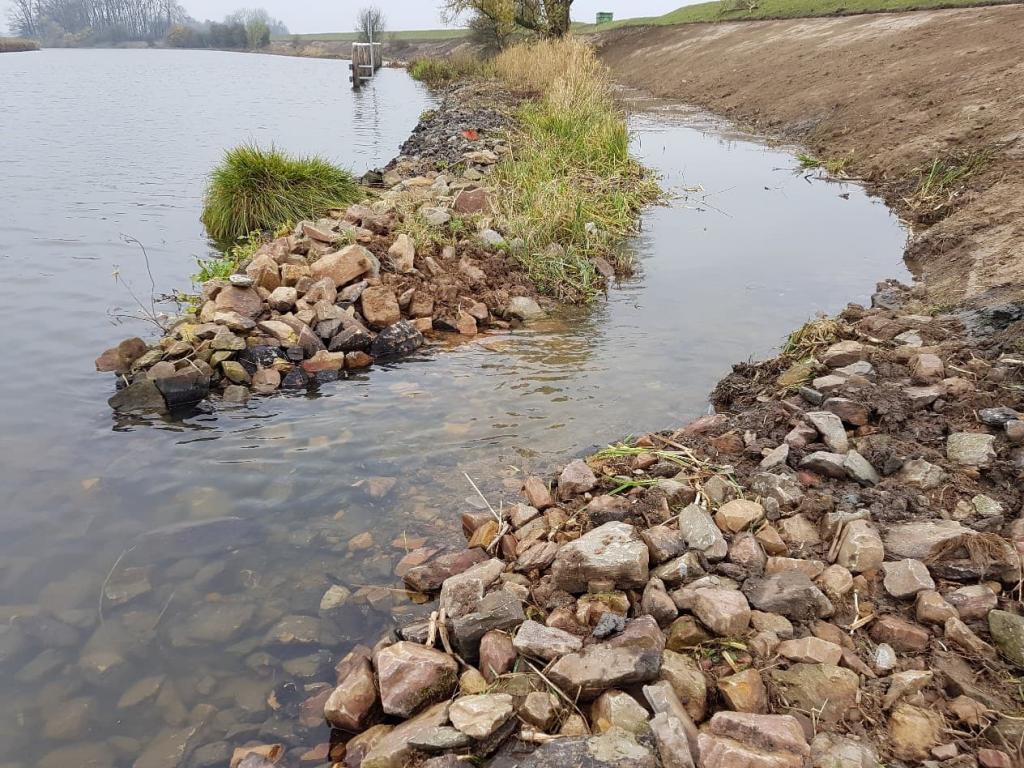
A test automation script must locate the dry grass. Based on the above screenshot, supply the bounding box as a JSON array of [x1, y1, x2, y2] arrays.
[[0, 37, 40, 52]]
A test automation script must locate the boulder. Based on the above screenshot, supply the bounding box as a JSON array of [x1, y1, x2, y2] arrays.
[[449, 693, 514, 739], [697, 712, 810, 768], [508, 296, 544, 321], [309, 245, 374, 288], [154, 369, 210, 408], [324, 656, 378, 731], [882, 520, 969, 561], [513, 620, 583, 661], [551, 521, 649, 593], [370, 320, 423, 358], [374, 642, 458, 718], [449, 590, 525, 661], [743, 572, 833, 621], [360, 286, 401, 329], [109, 379, 166, 412], [215, 285, 263, 318], [770, 663, 859, 723]]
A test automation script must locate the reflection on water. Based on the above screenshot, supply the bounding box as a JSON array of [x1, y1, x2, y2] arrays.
[[0, 51, 908, 766]]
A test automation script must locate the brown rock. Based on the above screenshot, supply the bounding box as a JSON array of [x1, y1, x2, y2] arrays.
[[590, 689, 650, 734], [374, 642, 458, 718], [310, 245, 374, 288], [916, 590, 959, 625], [403, 549, 489, 593], [718, 668, 767, 714], [361, 702, 449, 768], [777, 637, 842, 665], [769, 663, 859, 723], [557, 459, 598, 499], [456, 309, 477, 336], [523, 476, 554, 509], [360, 286, 401, 329], [215, 285, 263, 319], [551, 521, 648, 593], [715, 500, 764, 533], [947, 584, 998, 621], [889, 703, 943, 762], [697, 712, 809, 768], [343, 723, 393, 768], [869, 615, 930, 653], [324, 657, 378, 731], [911, 353, 945, 384], [882, 559, 935, 599], [454, 188, 491, 214], [660, 650, 707, 722], [478, 631, 516, 683], [691, 588, 750, 637], [245, 253, 281, 290]]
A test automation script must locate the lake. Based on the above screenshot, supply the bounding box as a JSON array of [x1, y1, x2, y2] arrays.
[[0, 49, 908, 766]]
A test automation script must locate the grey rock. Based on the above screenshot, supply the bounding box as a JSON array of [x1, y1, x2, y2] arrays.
[[551, 521, 649, 593], [898, 458, 946, 490], [805, 411, 849, 453], [989, 610, 1024, 668], [490, 726, 657, 768], [513, 620, 583, 660], [109, 379, 167, 412], [843, 451, 880, 486], [799, 451, 848, 478], [947, 432, 996, 466], [450, 590, 525, 661], [370, 320, 424, 358], [508, 296, 544, 320], [677, 504, 727, 560], [742, 572, 834, 621]]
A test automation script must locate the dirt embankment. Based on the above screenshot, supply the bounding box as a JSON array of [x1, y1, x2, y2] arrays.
[[266, 37, 469, 62], [597, 6, 1024, 316]]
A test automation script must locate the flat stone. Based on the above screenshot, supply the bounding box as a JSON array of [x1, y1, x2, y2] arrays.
[[804, 411, 849, 452], [697, 712, 809, 768], [404, 548, 489, 593], [809, 733, 879, 768], [882, 559, 935, 599], [450, 590, 525, 661], [777, 636, 843, 665], [375, 642, 458, 718], [408, 726, 472, 752], [947, 432, 997, 466], [489, 727, 656, 768], [449, 693, 514, 739], [882, 520, 970, 561], [715, 500, 764, 533], [835, 519, 884, 573], [551, 521, 648, 593], [770, 663, 859, 723], [264, 614, 319, 646], [718, 668, 768, 713], [743, 572, 833, 621], [691, 588, 750, 636], [649, 711, 696, 768]]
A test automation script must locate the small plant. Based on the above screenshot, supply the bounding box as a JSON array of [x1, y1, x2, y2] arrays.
[[201, 144, 360, 244], [909, 148, 993, 210], [193, 231, 265, 284], [781, 317, 845, 361], [796, 153, 850, 176]]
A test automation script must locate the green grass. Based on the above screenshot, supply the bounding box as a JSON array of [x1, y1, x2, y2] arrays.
[[201, 144, 360, 244], [408, 55, 485, 86], [0, 37, 40, 52], [911, 149, 993, 205], [490, 38, 660, 301], [273, 28, 467, 43], [193, 231, 264, 284], [575, 0, 1014, 28], [796, 152, 852, 176]]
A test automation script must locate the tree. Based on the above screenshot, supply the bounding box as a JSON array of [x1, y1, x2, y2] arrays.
[[441, 0, 573, 39], [467, 11, 513, 54], [355, 5, 385, 43]]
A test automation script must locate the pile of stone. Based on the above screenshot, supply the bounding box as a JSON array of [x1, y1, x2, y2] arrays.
[[245, 282, 1023, 768], [96, 195, 543, 413]]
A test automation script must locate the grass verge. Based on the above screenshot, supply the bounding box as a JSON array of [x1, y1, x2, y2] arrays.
[[0, 37, 41, 52], [489, 37, 660, 301], [201, 144, 361, 244]]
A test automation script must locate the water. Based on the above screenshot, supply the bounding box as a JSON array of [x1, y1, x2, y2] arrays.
[[0, 50, 908, 766]]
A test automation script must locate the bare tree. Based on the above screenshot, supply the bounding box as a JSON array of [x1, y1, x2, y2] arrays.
[[355, 5, 385, 43]]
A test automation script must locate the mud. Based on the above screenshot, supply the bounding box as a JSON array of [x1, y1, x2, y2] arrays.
[[596, 5, 1024, 314]]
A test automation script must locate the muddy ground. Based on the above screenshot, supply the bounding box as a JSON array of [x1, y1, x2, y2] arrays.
[[596, 5, 1024, 315]]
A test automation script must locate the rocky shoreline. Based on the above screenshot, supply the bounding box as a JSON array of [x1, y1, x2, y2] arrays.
[[221, 280, 1024, 768], [95, 81, 546, 413]]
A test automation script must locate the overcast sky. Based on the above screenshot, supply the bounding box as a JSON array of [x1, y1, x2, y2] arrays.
[[3, 0, 700, 34]]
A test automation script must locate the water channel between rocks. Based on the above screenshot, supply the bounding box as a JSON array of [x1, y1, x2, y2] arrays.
[[0, 50, 909, 766]]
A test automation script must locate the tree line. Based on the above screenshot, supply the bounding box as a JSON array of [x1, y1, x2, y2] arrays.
[[6, 0, 287, 48]]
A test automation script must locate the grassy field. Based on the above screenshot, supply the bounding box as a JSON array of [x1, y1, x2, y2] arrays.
[[0, 37, 41, 52], [575, 0, 1017, 29], [272, 28, 467, 43]]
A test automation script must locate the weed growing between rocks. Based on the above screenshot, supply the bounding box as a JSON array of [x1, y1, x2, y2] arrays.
[[490, 38, 660, 301], [201, 144, 361, 243]]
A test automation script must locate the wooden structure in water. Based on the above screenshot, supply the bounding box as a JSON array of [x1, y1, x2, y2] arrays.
[[350, 42, 383, 89]]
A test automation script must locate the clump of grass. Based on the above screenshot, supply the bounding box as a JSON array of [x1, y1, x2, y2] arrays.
[[908, 148, 993, 211], [490, 37, 660, 301], [193, 230, 265, 285], [780, 317, 846, 360], [796, 152, 851, 176], [0, 37, 40, 52], [408, 53, 485, 86], [201, 144, 360, 244]]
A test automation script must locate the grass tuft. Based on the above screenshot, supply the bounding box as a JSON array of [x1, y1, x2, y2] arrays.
[[0, 37, 40, 52], [780, 317, 845, 360], [796, 152, 851, 176], [201, 144, 360, 244], [907, 148, 993, 213], [490, 37, 660, 301], [408, 54, 486, 87]]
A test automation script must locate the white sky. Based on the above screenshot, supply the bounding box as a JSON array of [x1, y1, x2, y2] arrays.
[[4, 0, 703, 35]]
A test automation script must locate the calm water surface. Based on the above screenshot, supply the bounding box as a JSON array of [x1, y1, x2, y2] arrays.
[[0, 50, 908, 766]]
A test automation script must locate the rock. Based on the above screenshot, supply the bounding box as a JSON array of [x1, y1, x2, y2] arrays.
[[677, 504, 728, 560], [777, 636, 843, 665], [641, 578, 679, 627], [988, 610, 1024, 668], [809, 733, 879, 768], [948, 584, 997, 621], [715, 500, 764, 533], [817, 565, 854, 599], [869, 615, 930, 652], [456, 309, 477, 335], [520, 691, 559, 730], [264, 614, 320, 646], [251, 368, 280, 394], [743, 572, 833, 621], [374, 642, 458, 718], [523, 476, 554, 509], [691, 588, 750, 636], [729, 533, 767, 575], [310, 245, 374, 288], [408, 726, 472, 752], [770, 663, 859, 723], [843, 451, 880, 485], [805, 411, 849, 453], [449, 693, 514, 739], [361, 701, 449, 768], [324, 656, 378, 731], [882, 520, 970, 561], [593, 611, 627, 639], [660, 650, 707, 722], [215, 285, 263, 318], [697, 712, 810, 768], [508, 296, 544, 320], [450, 590, 524, 660], [945, 616, 996, 657], [889, 703, 943, 762], [947, 432, 997, 466], [910, 353, 944, 383], [546, 616, 664, 700], [898, 458, 946, 490], [799, 451, 847, 478], [649, 712, 697, 768], [834, 519, 884, 573], [421, 206, 451, 227], [822, 340, 866, 368], [109, 379, 166, 412], [489, 727, 656, 768], [438, 557, 504, 619], [882, 559, 935, 599], [591, 690, 650, 734], [360, 286, 401, 329], [558, 459, 597, 499], [979, 406, 1022, 427], [370, 320, 423, 358], [760, 443, 790, 470], [718, 668, 768, 714], [551, 521, 649, 592], [916, 590, 959, 625], [979, 749, 1014, 768], [822, 397, 870, 426], [387, 234, 415, 273], [454, 188, 490, 214], [329, 325, 372, 352]]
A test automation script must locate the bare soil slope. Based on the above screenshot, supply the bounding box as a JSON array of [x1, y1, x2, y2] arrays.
[[597, 6, 1024, 314]]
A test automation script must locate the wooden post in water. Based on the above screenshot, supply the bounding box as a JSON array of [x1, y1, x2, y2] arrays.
[[350, 42, 375, 89]]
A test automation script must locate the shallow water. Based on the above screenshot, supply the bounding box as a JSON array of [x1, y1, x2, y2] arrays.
[[0, 51, 908, 766]]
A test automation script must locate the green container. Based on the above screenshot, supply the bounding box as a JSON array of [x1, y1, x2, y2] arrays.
[[596, 11, 614, 24]]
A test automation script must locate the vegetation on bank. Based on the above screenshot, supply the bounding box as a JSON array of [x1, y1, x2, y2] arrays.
[[201, 145, 360, 244], [408, 54, 484, 86], [576, 0, 1016, 29], [0, 37, 40, 51], [490, 38, 659, 300]]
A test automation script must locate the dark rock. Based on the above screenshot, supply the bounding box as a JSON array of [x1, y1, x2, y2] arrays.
[[237, 345, 283, 373], [281, 368, 309, 389], [451, 591, 525, 661], [154, 369, 210, 408], [592, 613, 626, 639], [742, 572, 834, 621], [108, 379, 166, 412], [329, 326, 373, 353], [370, 320, 424, 358]]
